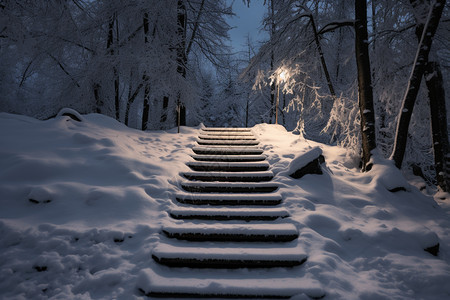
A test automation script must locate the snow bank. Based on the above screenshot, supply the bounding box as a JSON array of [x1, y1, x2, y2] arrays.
[[0, 112, 197, 299], [0, 117, 449, 299], [254, 123, 450, 299]]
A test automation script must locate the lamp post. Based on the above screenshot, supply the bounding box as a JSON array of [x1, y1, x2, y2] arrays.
[[275, 70, 287, 125]]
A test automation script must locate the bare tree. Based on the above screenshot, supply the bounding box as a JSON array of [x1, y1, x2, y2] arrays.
[[425, 62, 450, 191], [390, 0, 446, 168], [355, 0, 377, 171]]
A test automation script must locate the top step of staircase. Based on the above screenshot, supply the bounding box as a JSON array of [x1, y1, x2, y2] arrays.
[[202, 128, 251, 132], [197, 139, 260, 146], [198, 135, 256, 140], [201, 132, 254, 137]]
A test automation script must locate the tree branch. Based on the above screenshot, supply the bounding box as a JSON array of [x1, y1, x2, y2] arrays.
[[56, 36, 96, 54], [317, 20, 355, 35], [47, 53, 81, 88], [186, 0, 205, 58], [19, 60, 34, 87], [106, 24, 144, 55]]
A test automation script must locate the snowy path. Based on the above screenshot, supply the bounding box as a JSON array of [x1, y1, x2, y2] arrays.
[[1, 113, 449, 299], [137, 128, 325, 299]]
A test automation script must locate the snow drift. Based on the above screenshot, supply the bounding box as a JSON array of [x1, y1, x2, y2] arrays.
[[0, 113, 449, 299]]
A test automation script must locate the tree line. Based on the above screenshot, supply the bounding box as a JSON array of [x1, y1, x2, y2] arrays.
[[0, 0, 232, 129], [0, 0, 449, 191], [243, 0, 449, 191]]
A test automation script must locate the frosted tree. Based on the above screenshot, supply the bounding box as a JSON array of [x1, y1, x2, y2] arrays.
[[196, 69, 216, 126], [214, 55, 244, 127], [243, 0, 449, 176], [391, 0, 446, 168], [0, 0, 233, 131], [243, 0, 354, 134], [405, 0, 449, 190]]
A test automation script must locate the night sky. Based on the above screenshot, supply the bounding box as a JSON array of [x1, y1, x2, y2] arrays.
[[227, 0, 268, 53]]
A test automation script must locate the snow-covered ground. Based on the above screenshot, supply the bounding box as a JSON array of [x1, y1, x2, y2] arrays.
[[0, 111, 449, 299]]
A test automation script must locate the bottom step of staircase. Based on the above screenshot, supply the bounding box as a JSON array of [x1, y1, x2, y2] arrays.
[[138, 268, 326, 299]]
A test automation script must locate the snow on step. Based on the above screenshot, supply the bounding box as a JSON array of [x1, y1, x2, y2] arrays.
[[162, 222, 298, 242], [138, 268, 326, 299], [191, 154, 266, 162], [181, 181, 278, 193], [198, 135, 256, 140], [175, 192, 282, 206], [182, 170, 273, 182], [169, 206, 289, 221], [192, 146, 263, 155], [197, 139, 260, 146], [201, 128, 253, 133], [201, 128, 251, 132], [151, 243, 307, 268], [200, 131, 254, 137], [187, 161, 269, 172]]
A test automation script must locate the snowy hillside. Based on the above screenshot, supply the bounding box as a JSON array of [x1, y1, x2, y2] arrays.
[[0, 112, 449, 299]]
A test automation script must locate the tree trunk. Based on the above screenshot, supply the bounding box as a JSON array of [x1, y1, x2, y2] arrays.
[[114, 69, 119, 120], [425, 62, 449, 191], [309, 15, 336, 98], [390, 0, 445, 168], [107, 14, 120, 121], [142, 12, 150, 130], [295, 5, 337, 99], [142, 81, 150, 130], [245, 35, 252, 128], [269, 0, 275, 124], [186, 0, 205, 58], [282, 92, 286, 126], [125, 81, 144, 126], [176, 0, 187, 131], [125, 100, 132, 126], [114, 15, 120, 121], [355, 0, 377, 171], [125, 71, 134, 126], [178, 105, 186, 127], [245, 98, 249, 127], [94, 83, 102, 113], [410, 0, 448, 191], [335, 2, 346, 80], [160, 96, 169, 125]]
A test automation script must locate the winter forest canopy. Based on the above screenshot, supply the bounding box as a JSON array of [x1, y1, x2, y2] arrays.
[[0, 0, 449, 187]]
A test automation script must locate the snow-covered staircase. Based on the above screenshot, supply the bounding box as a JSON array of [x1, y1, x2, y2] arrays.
[[139, 128, 325, 299]]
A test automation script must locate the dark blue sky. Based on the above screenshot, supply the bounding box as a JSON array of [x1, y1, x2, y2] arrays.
[[227, 0, 268, 53]]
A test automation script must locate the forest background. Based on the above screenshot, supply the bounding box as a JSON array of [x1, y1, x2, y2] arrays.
[[0, 0, 449, 190]]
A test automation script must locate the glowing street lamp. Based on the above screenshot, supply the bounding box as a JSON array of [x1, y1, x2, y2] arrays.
[[275, 69, 287, 125]]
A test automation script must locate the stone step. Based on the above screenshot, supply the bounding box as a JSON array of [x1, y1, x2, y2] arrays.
[[181, 181, 278, 193], [151, 242, 307, 268], [182, 171, 274, 182], [201, 128, 252, 132], [191, 154, 266, 162], [169, 206, 289, 221], [200, 131, 254, 137], [175, 192, 283, 206], [192, 146, 263, 155], [138, 268, 325, 299], [198, 135, 257, 140], [197, 139, 260, 146], [162, 222, 298, 242], [187, 161, 269, 172]]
